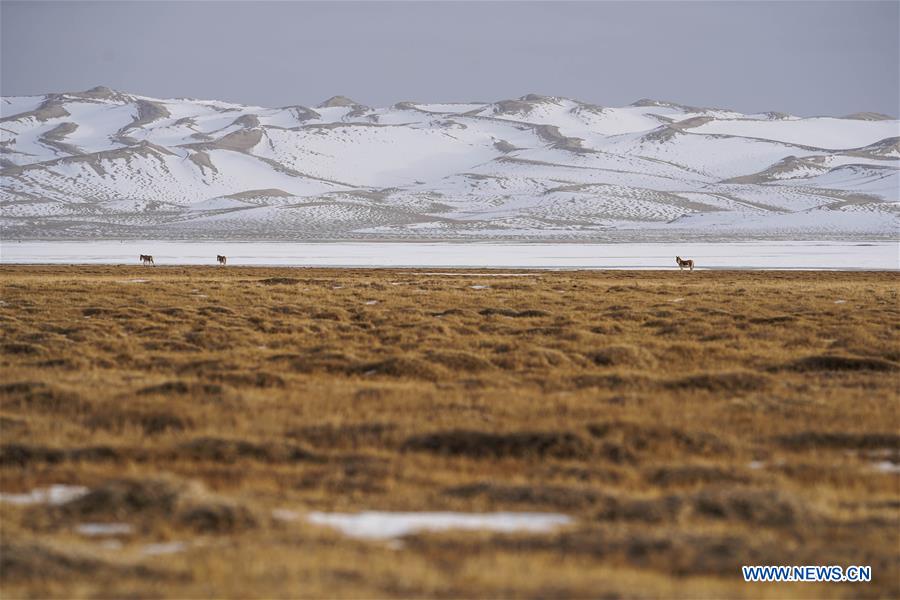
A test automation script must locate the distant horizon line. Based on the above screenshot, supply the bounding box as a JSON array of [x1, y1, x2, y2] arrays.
[[2, 84, 896, 120]]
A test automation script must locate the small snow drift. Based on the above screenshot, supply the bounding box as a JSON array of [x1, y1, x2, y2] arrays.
[[0, 484, 89, 506], [305, 511, 573, 540]]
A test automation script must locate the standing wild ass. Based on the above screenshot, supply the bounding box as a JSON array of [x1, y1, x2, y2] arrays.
[[676, 256, 694, 271]]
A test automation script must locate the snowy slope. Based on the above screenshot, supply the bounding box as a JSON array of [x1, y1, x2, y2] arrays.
[[1, 86, 897, 241]]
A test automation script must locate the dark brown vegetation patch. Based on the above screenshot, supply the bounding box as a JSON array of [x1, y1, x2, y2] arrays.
[[529, 529, 787, 577], [491, 347, 573, 371], [174, 436, 319, 463], [646, 464, 752, 487], [0, 415, 27, 433], [176, 500, 257, 533], [269, 350, 360, 375], [258, 277, 300, 285], [312, 309, 345, 320], [774, 431, 900, 451], [479, 308, 550, 318], [85, 408, 191, 434], [588, 420, 731, 461], [213, 371, 286, 388], [294, 454, 391, 494], [430, 308, 467, 318], [780, 354, 900, 372], [44, 477, 258, 534], [664, 371, 771, 392], [197, 305, 234, 316], [595, 494, 684, 523], [0, 443, 66, 466], [402, 430, 592, 460], [445, 482, 601, 509], [142, 340, 202, 352], [0, 540, 168, 582], [748, 315, 796, 325], [2, 342, 45, 356], [286, 423, 397, 449], [589, 345, 656, 368], [137, 380, 224, 396], [570, 373, 654, 391], [691, 487, 804, 527], [176, 359, 239, 376], [33, 357, 82, 370], [56, 478, 184, 520], [1, 541, 103, 581], [0, 381, 85, 413], [352, 357, 442, 380], [426, 351, 494, 372], [0, 444, 134, 466]]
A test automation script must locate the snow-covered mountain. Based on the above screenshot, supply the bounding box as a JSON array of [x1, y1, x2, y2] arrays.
[[2, 87, 897, 241]]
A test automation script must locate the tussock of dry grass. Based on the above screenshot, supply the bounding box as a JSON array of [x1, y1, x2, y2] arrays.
[[0, 266, 898, 599], [402, 430, 593, 460], [780, 354, 900, 372]]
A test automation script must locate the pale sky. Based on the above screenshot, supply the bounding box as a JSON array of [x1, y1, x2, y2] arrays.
[[2, 1, 898, 116]]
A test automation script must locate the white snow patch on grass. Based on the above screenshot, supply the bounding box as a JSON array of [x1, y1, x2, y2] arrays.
[[305, 511, 573, 540], [873, 461, 900, 474], [76, 523, 133, 536], [0, 484, 89, 505]]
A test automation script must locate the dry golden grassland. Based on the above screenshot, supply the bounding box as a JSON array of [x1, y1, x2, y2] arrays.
[[0, 266, 898, 599]]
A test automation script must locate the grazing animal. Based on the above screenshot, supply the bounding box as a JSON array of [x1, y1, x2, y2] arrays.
[[676, 256, 694, 271], [217, 255, 227, 266], [140, 254, 154, 266]]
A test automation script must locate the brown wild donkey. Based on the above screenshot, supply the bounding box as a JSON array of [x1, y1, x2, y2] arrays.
[[217, 255, 227, 266], [676, 256, 694, 271], [139, 254, 154, 266]]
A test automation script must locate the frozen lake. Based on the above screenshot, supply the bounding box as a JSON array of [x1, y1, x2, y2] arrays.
[[0, 241, 896, 270]]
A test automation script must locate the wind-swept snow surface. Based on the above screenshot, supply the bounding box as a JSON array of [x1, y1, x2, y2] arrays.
[[1, 88, 897, 241]]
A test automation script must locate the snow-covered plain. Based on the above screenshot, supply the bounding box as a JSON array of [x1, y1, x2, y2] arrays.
[[2, 241, 896, 269], [2, 88, 897, 242]]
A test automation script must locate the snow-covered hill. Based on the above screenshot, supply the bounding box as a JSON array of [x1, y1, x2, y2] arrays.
[[2, 87, 897, 241]]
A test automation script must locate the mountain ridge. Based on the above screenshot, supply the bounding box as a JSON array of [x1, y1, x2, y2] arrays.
[[1, 87, 897, 241]]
